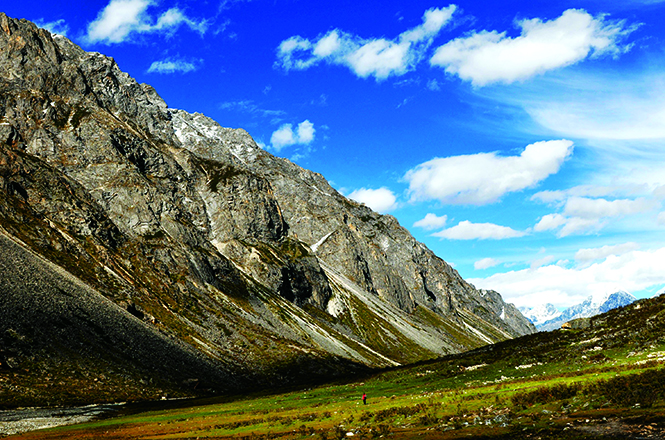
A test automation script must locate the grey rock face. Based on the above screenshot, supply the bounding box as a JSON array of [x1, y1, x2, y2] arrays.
[[0, 13, 535, 404], [172, 110, 535, 339]]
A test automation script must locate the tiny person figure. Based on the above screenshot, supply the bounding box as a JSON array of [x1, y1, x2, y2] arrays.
[[362, 392, 367, 405]]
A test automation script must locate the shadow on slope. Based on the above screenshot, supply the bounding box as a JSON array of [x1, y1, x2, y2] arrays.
[[0, 231, 367, 408]]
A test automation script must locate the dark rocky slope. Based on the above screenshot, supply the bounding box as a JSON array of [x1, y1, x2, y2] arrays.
[[0, 13, 534, 406]]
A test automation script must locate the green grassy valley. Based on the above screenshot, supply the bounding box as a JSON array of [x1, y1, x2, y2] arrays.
[[6, 295, 665, 439]]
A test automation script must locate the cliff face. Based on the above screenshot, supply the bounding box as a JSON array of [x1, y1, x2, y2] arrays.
[[0, 14, 534, 405]]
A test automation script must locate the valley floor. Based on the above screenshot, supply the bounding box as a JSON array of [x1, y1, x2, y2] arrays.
[[5, 295, 665, 440]]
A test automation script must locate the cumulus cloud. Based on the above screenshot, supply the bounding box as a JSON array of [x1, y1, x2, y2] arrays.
[[276, 5, 456, 80], [34, 18, 70, 37], [269, 120, 315, 151], [474, 257, 500, 270], [433, 220, 526, 240], [404, 140, 573, 205], [575, 242, 640, 262], [469, 247, 665, 308], [147, 58, 200, 74], [86, 0, 208, 44], [430, 9, 635, 86], [348, 187, 398, 213], [413, 213, 448, 230]]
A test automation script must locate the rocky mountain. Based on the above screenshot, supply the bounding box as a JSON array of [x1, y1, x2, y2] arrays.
[[0, 14, 534, 406], [520, 291, 636, 331]]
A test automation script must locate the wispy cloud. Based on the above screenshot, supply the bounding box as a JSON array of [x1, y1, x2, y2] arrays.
[[430, 9, 636, 86], [276, 5, 456, 80], [533, 213, 603, 237], [432, 220, 526, 240], [219, 100, 286, 121], [475, 67, 665, 155], [147, 57, 201, 74], [534, 195, 658, 237], [348, 187, 398, 213], [532, 184, 648, 203], [526, 73, 665, 141], [404, 140, 573, 205], [86, 0, 208, 44], [575, 242, 640, 263], [474, 257, 500, 270], [564, 196, 655, 219], [34, 18, 69, 37]]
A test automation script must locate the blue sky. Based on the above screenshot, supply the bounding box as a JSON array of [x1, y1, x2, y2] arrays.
[[7, 0, 665, 309]]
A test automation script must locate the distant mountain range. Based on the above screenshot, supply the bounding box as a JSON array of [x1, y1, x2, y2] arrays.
[[519, 291, 637, 331]]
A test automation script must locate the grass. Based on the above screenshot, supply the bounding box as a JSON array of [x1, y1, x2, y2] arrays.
[[8, 329, 665, 439], [5, 276, 665, 439]]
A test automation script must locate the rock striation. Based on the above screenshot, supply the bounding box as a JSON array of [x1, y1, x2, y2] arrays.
[[0, 13, 535, 405]]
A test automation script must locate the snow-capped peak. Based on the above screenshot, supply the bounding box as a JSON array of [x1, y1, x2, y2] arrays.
[[518, 303, 561, 327]]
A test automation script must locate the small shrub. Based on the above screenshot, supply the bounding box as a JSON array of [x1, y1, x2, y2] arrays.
[[371, 424, 392, 438], [418, 412, 439, 426], [593, 369, 665, 408], [511, 382, 582, 408]]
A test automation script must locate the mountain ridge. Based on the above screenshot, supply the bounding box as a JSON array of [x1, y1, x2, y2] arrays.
[[520, 290, 636, 331], [0, 13, 534, 407]]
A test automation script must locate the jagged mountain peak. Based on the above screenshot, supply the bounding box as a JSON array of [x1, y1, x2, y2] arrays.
[[519, 303, 562, 327], [528, 291, 637, 331]]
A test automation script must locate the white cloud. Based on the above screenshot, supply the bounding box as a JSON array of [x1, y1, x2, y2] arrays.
[[575, 242, 640, 262], [534, 213, 603, 237], [219, 100, 286, 119], [534, 196, 657, 237], [413, 213, 448, 230], [530, 255, 555, 269], [431, 9, 635, 86], [654, 185, 665, 200], [658, 212, 665, 225], [427, 78, 442, 91], [433, 220, 526, 240], [348, 187, 398, 213], [404, 140, 573, 205], [534, 213, 566, 232], [276, 5, 456, 80], [296, 120, 315, 144], [269, 120, 316, 151], [474, 257, 500, 270], [86, 0, 208, 44], [470, 247, 665, 308], [526, 75, 665, 141], [147, 58, 200, 74], [563, 196, 655, 219], [532, 184, 648, 204], [34, 18, 70, 37]]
